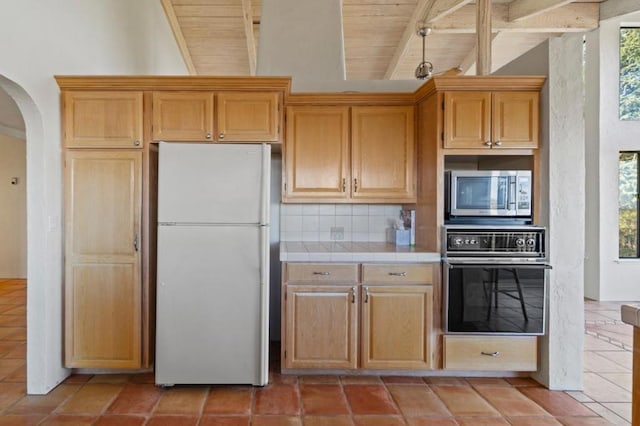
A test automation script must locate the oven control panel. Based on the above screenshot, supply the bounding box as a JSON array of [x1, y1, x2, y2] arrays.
[[444, 227, 545, 257]]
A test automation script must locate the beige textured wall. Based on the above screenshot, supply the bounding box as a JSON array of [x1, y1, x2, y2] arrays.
[[0, 133, 26, 278]]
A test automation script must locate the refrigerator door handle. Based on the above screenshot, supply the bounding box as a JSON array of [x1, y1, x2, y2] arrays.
[[260, 144, 271, 225]]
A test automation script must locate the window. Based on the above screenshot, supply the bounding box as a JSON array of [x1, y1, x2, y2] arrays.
[[620, 27, 640, 121], [620, 152, 639, 257]]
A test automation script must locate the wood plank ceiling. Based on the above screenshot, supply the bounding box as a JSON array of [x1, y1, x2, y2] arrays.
[[161, 0, 603, 80]]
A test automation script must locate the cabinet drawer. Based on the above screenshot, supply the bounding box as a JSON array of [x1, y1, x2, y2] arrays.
[[443, 335, 537, 371], [362, 264, 432, 284], [286, 263, 358, 284]]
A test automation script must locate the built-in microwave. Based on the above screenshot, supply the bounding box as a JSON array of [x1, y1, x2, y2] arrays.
[[445, 170, 532, 223]]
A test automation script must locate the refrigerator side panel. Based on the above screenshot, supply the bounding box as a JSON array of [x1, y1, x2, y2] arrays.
[[156, 225, 268, 385], [158, 143, 270, 224]]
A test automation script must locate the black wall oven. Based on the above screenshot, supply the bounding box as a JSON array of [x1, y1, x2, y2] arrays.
[[443, 226, 549, 335]]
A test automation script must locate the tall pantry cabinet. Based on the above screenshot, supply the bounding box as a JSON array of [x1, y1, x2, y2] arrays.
[[62, 90, 145, 368]]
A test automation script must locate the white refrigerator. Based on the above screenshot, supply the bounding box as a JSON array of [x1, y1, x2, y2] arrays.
[[155, 142, 270, 386]]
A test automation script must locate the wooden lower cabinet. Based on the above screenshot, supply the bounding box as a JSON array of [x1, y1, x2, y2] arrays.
[[282, 262, 434, 371], [284, 285, 358, 369], [64, 150, 142, 368], [361, 285, 432, 369]]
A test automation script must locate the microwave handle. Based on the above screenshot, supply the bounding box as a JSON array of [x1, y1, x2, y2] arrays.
[[508, 177, 517, 209]]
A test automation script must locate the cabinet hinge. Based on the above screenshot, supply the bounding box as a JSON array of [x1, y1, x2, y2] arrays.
[[441, 132, 444, 142], [441, 101, 445, 110]]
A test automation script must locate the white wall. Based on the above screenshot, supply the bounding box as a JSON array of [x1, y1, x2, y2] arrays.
[[0, 0, 186, 394], [0, 134, 26, 278], [586, 12, 640, 301], [495, 33, 586, 390]]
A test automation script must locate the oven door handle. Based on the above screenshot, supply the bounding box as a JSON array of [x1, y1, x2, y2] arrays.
[[444, 262, 552, 269]]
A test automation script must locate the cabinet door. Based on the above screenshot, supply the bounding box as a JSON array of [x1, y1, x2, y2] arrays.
[[284, 106, 350, 201], [492, 92, 539, 149], [152, 92, 214, 141], [284, 285, 358, 369], [443, 91, 491, 149], [64, 151, 142, 368], [361, 285, 432, 369], [351, 106, 416, 202], [216, 92, 280, 142], [63, 91, 143, 148]]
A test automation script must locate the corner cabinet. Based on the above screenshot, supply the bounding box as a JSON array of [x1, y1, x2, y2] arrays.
[[64, 151, 142, 368], [283, 105, 416, 203], [443, 91, 539, 149], [282, 262, 434, 371], [152, 91, 281, 143]]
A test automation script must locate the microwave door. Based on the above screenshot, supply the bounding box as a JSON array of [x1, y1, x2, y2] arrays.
[[451, 176, 511, 216]]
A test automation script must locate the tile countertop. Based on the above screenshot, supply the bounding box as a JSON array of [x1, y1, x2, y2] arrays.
[[280, 241, 441, 263]]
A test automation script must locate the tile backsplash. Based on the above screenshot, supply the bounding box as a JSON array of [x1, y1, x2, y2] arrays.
[[280, 204, 404, 242]]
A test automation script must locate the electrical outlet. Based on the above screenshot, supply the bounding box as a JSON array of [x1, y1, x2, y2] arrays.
[[330, 226, 344, 240]]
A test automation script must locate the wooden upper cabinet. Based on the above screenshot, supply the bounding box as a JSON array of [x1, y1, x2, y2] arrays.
[[284, 106, 350, 201], [152, 92, 214, 141], [443, 91, 539, 150], [492, 92, 539, 149], [360, 285, 432, 370], [284, 285, 358, 369], [151, 91, 280, 143], [64, 91, 143, 148], [216, 92, 280, 142], [351, 106, 416, 202], [443, 92, 491, 149], [64, 150, 142, 368]]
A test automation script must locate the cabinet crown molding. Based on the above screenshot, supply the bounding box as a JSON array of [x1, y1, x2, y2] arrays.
[[414, 76, 546, 103], [55, 76, 292, 92]]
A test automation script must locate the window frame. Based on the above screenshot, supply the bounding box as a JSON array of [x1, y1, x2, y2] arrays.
[[619, 151, 640, 258]]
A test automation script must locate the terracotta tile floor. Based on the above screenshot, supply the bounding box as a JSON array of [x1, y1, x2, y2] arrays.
[[0, 278, 635, 425]]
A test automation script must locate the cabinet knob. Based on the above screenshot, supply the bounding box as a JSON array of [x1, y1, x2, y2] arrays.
[[494, 140, 503, 147], [364, 286, 369, 303], [219, 133, 225, 139], [133, 140, 140, 146], [205, 133, 212, 140], [354, 178, 358, 192], [342, 178, 346, 192], [484, 141, 492, 147], [351, 286, 356, 304]]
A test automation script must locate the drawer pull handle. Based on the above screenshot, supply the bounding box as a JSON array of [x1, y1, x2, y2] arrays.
[[351, 286, 356, 304], [364, 286, 369, 303], [389, 272, 407, 277], [312, 272, 331, 276], [481, 351, 500, 357]]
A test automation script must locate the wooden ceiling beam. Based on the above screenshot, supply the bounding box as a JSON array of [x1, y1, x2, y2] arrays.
[[160, 0, 197, 75], [476, 0, 492, 76], [432, 3, 599, 33], [458, 32, 500, 74], [241, 0, 257, 76], [509, 0, 574, 22], [383, 0, 472, 79], [425, 0, 473, 23]]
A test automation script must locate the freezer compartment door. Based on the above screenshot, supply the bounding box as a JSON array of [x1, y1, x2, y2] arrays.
[[158, 143, 270, 224], [155, 224, 269, 385]]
